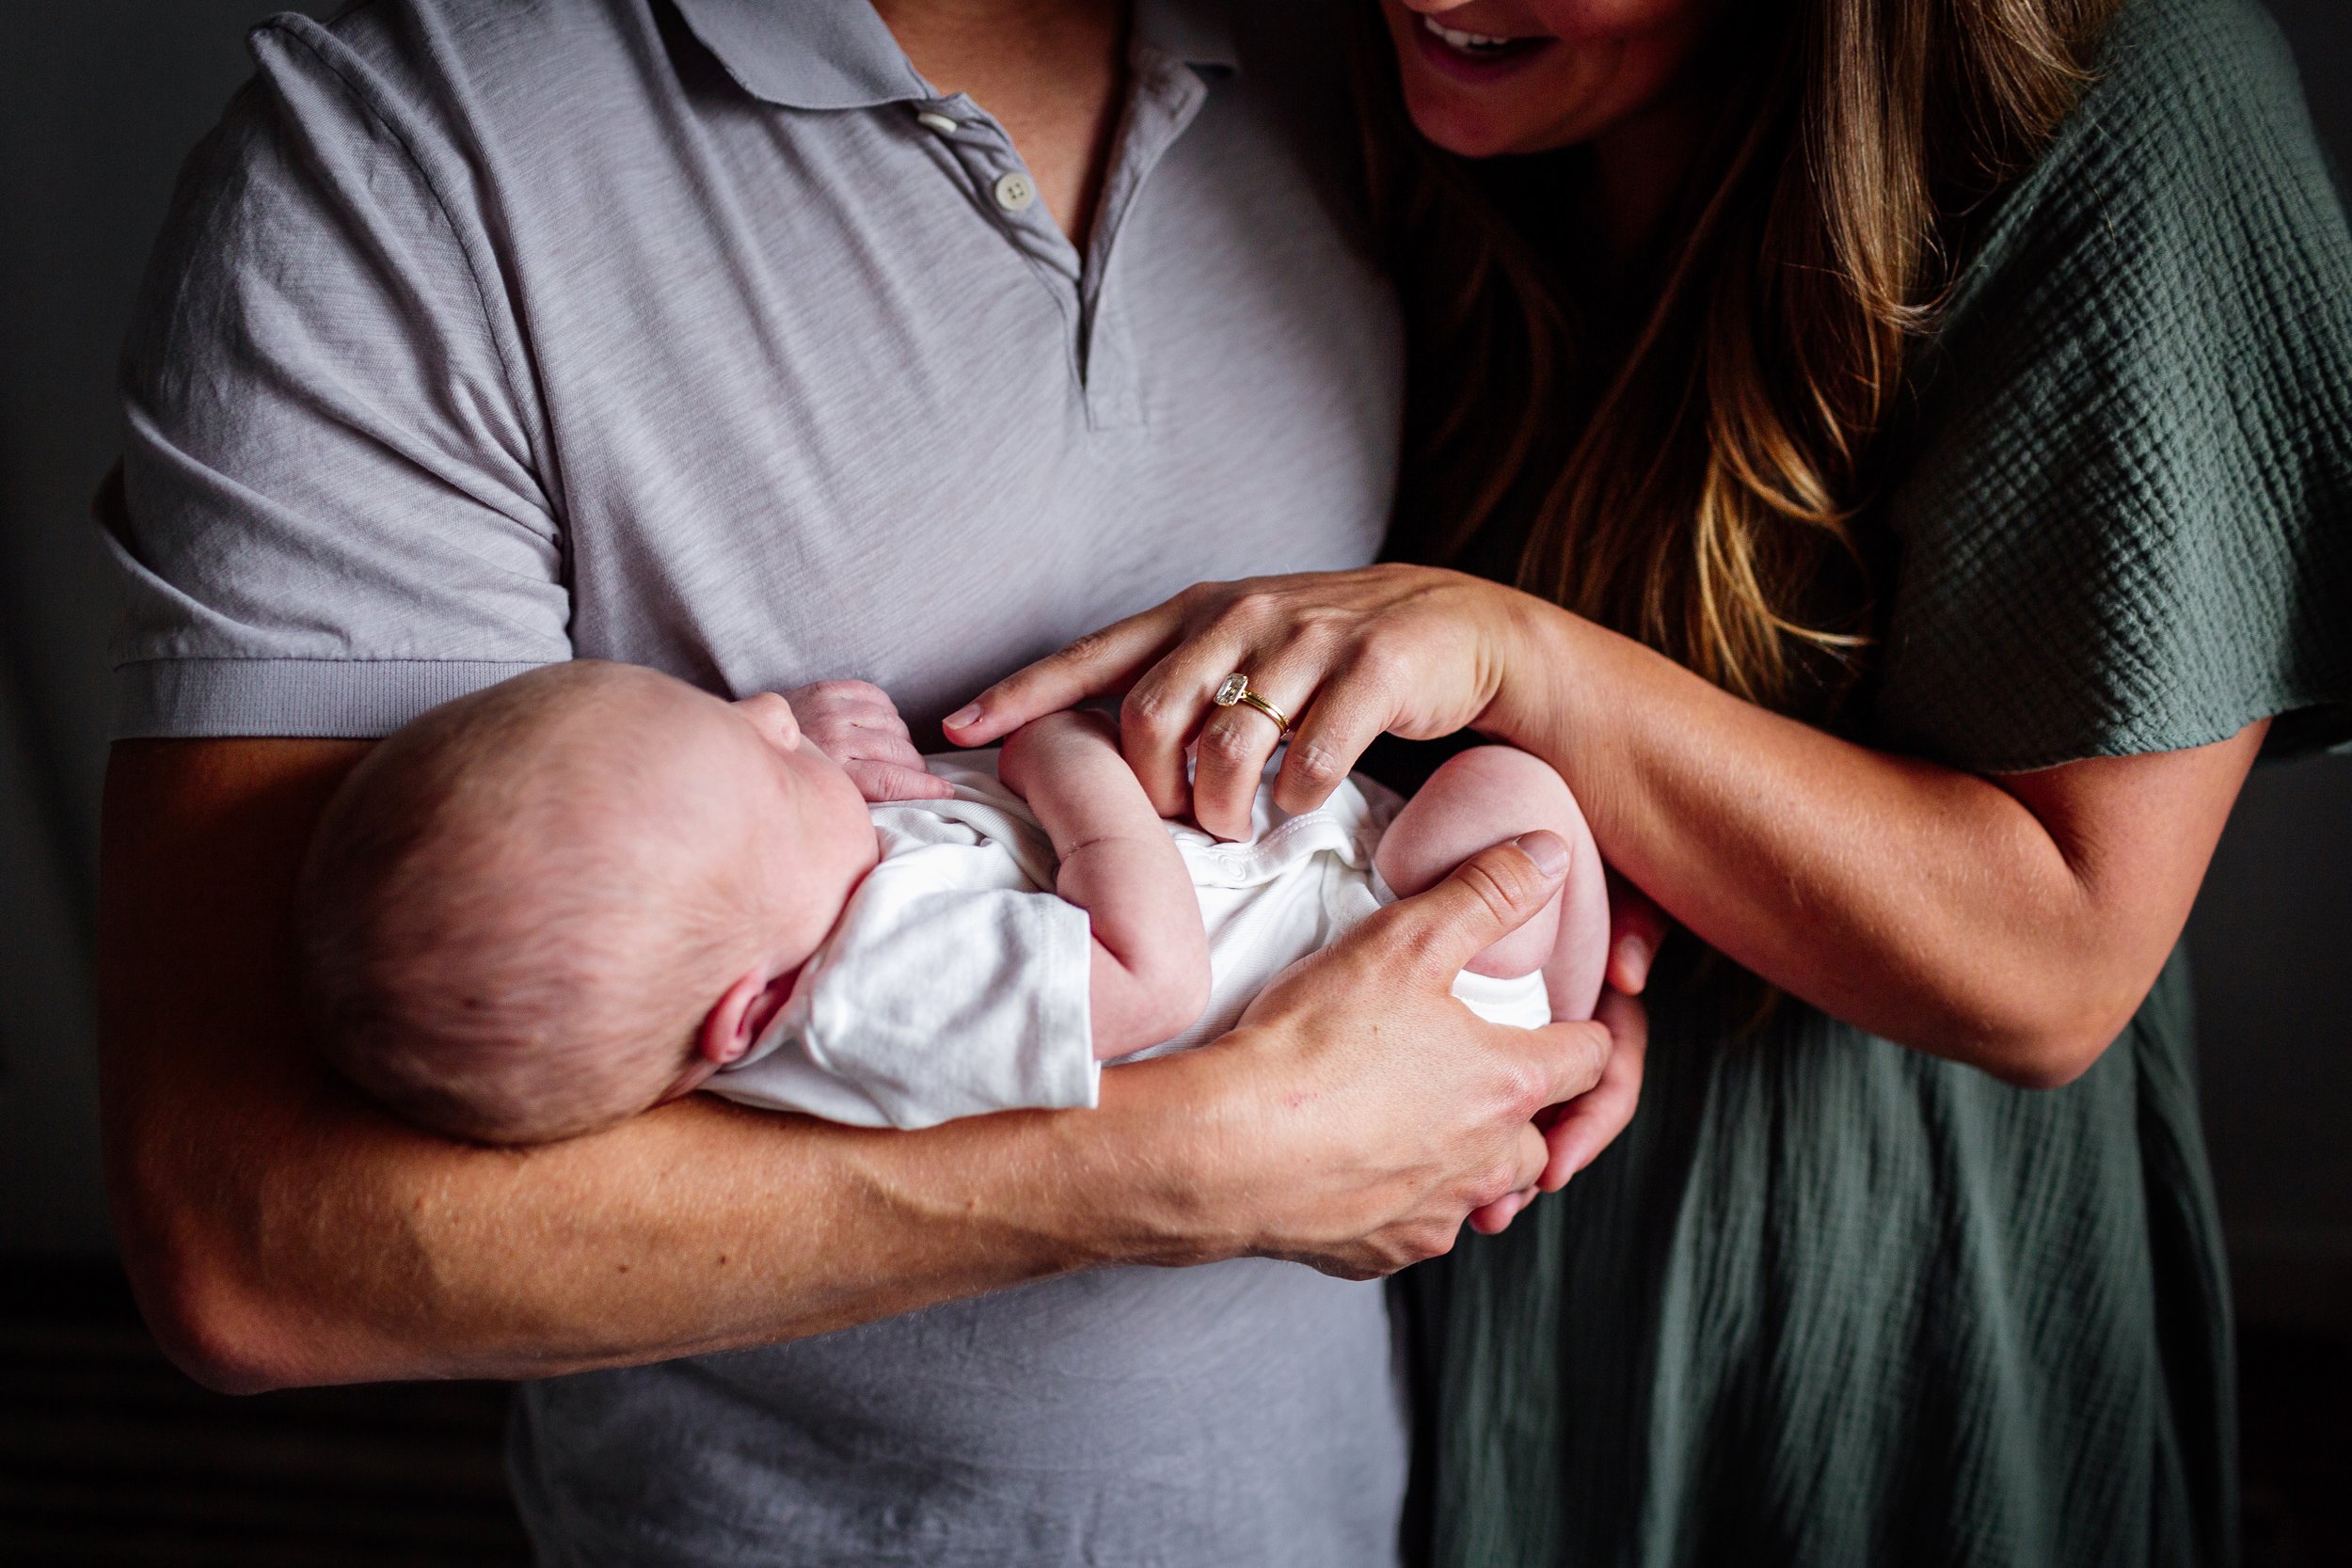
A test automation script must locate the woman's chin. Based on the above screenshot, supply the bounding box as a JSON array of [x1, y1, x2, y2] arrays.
[[1398, 84, 1549, 159]]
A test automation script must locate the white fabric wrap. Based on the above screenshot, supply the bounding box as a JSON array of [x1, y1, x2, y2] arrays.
[[711, 751, 1550, 1127], [713, 755, 1095, 1129]]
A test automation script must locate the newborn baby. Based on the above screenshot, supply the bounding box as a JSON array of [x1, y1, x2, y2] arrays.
[[297, 661, 1609, 1144]]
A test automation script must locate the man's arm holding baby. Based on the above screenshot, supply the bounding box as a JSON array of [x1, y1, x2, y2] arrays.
[[997, 710, 1212, 1058], [102, 736, 1618, 1392]]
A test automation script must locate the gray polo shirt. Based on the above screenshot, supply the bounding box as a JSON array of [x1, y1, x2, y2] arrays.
[[104, 0, 1408, 1561]]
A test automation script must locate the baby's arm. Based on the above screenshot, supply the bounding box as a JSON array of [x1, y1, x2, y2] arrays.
[[997, 711, 1213, 1059], [1375, 746, 1611, 1022]]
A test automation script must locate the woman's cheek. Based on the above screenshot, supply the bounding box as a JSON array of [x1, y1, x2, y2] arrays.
[[1382, 0, 1716, 158], [1523, 0, 1692, 34], [1390, 41, 1631, 157]]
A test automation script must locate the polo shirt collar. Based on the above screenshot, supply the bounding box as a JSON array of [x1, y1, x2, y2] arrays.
[[668, 0, 1239, 112], [1133, 0, 1241, 75]]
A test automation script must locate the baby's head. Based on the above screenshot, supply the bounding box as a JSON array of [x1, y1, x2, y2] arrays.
[[297, 661, 877, 1145]]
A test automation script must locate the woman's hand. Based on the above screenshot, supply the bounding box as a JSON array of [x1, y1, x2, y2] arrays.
[[990, 568, 2263, 1089], [1169, 832, 1627, 1276], [1464, 874, 1665, 1234], [950, 569, 1667, 1198], [946, 566, 1530, 840]]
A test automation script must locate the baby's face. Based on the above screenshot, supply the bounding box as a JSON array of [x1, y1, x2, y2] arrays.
[[721, 690, 882, 970]]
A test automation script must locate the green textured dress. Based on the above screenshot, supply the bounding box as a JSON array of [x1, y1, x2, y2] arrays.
[[1406, 0, 2352, 1563]]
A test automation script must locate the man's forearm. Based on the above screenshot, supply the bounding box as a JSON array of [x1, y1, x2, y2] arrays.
[[99, 736, 1217, 1390], [102, 735, 1596, 1392], [110, 1044, 1215, 1391]]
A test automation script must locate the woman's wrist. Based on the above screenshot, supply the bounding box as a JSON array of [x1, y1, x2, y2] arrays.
[[1479, 585, 1597, 750], [1476, 590, 1666, 853]]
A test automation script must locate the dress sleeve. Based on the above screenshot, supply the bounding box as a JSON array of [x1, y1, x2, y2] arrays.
[[709, 822, 1100, 1131], [1871, 0, 2352, 772], [103, 16, 568, 739]]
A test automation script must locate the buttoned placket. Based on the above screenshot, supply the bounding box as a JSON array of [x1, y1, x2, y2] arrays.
[[904, 44, 1211, 432]]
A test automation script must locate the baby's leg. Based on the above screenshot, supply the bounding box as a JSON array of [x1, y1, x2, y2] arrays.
[[1374, 746, 1610, 1022]]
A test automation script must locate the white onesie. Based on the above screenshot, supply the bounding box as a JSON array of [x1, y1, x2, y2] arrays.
[[710, 750, 1551, 1129]]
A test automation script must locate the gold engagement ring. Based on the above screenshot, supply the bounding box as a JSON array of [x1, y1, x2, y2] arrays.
[[1213, 672, 1292, 736]]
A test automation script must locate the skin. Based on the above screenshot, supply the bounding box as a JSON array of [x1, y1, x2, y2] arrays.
[[942, 0, 2271, 1098], [725, 689, 1224, 1066], [951, 574, 2263, 1092], [1375, 743, 1608, 1015], [995, 709, 1216, 1056], [813, 686, 1624, 1222], [100, 0, 1655, 1397], [872, 0, 1129, 245], [679, 689, 889, 1096], [1378, 0, 1724, 257]]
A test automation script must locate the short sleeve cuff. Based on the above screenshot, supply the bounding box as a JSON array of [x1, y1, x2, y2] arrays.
[[1028, 895, 1104, 1111], [111, 657, 560, 740]]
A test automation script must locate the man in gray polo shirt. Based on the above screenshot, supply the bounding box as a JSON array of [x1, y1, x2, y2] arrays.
[[98, 1, 1612, 1561]]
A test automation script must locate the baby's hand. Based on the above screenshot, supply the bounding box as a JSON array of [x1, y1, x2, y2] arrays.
[[783, 680, 955, 803]]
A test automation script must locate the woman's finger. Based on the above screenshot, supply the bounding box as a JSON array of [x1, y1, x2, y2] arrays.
[[1190, 670, 1307, 840], [944, 604, 1188, 746], [1605, 876, 1671, 995], [1536, 986, 1648, 1189], [1514, 1016, 1614, 1121], [1119, 631, 1260, 817], [1268, 657, 1395, 817]]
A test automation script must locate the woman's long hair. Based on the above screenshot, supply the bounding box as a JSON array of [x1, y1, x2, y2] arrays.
[[1368, 0, 2125, 721]]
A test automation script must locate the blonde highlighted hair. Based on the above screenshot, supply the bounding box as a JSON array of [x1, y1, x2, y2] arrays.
[[1365, 0, 2126, 719]]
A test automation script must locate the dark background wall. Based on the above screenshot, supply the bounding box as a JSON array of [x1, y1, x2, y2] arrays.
[[2, 0, 2348, 1316]]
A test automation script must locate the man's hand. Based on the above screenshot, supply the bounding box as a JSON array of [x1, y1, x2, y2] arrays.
[[782, 680, 954, 802], [1171, 832, 1629, 1279], [100, 739, 1640, 1389]]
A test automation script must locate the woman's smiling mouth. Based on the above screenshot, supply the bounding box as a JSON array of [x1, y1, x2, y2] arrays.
[[1413, 11, 1555, 80], [1423, 15, 1518, 53]]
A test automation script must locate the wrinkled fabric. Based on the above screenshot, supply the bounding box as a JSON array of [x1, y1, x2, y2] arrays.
[[1410, 0, 2351, 1563], [107, 1, 1418, 1561], [717, 751, 1549, 1129]]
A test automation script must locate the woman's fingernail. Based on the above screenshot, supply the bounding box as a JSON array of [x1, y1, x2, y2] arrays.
[[944, 705, 981, 731], [1515, 830, 1570, 877], [1619, 936, 1653, 990]]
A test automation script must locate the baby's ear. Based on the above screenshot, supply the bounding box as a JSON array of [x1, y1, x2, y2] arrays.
[[700, 969, 798, 1065]]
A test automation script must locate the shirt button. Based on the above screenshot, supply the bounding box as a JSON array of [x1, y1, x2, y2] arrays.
[[993, 171, 1037, 213]]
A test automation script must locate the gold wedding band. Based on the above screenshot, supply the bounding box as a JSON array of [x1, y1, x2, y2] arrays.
[[1213, 672, 1292, 736]]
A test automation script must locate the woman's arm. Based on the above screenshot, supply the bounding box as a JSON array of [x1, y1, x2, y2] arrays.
[[1487, 602, 2264, 1085], [101, 736, 1608, 1392], [948, 566, 2264, 1087]]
